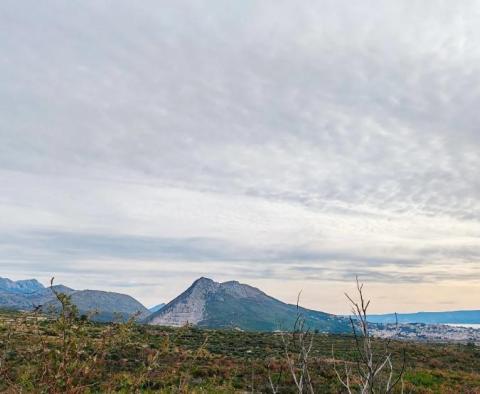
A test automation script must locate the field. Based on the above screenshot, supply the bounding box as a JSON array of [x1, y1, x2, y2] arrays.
[[1, 309, 480, 393]]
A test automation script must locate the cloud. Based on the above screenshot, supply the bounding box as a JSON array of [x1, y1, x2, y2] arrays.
[[0, 0, 479, 311], [1, 227, 478, 286]]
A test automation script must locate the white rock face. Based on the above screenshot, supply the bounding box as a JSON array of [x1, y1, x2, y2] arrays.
[[147, 277, 220, 326], [147, 277, 266, 326]]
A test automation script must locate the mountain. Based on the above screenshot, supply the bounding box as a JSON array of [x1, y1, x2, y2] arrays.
[[0, 287, 71, 311], [0, 290, 37, 310], [368, 310, 480, 325], [28, 285, 75, 306], [0, 277, 74, 310], [149, 303, 166, 313], [0, 277, 149, 322], [145, 277, 350, 333], [0, 277, 44, 294], [43, 290, 150, 322]]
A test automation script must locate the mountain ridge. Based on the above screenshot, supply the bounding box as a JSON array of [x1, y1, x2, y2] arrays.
[[145, 277, 350, 332], [0, 277, 148, 322], [43, 289, 149, 322], [6, 276, 478, 330], [0, 277, 45, 294], [368, 310, 480, 325]]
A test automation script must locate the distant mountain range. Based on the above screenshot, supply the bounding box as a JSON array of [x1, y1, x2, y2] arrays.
[[0, 278, 75, 311], [368, 310, 480, 325], [0, 277, 148, 322], [0, 277, 44, 294], [145, 277, 350, 332], [43, 290, 150, 322], [3, 276, 479, 331], [2, 276, 349, 331]]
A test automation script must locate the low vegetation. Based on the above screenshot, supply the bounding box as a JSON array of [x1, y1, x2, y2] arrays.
[[1, 316, 479, 393]]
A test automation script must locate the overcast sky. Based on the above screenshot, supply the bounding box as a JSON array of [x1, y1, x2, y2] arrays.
[[1, 0, 480, 313]]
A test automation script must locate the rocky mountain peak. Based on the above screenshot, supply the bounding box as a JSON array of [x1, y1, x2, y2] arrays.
[[189, 277, 220, 295], [146, 277, 220, 326], [220, 280, 264, 299], [146, 277, 350, 332], [194, 277, 213, 283], [192, 277, 216, 287], [0, 277, 45, 294], [187, 278, 263, 299]]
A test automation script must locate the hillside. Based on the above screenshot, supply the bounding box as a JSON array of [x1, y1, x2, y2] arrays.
[[43, 290, 150, 322], [0, 277, 75, 311], [146, 277, 350, 333], [0, 277, 148, 322]]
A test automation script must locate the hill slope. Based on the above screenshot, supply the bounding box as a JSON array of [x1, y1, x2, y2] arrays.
[[0, 279, 74, 311], [145, 277, 349, 333], [43, 290, 150, 322], [0, 277, 149, 322]]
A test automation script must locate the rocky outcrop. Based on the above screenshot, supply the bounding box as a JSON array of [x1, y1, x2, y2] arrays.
[[146, 277, 218, 326]]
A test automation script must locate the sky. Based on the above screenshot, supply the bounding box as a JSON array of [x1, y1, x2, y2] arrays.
[[1, 0, 480, 314]]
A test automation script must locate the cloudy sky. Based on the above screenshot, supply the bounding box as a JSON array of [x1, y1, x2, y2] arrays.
[[1, 1, 480, 313]]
